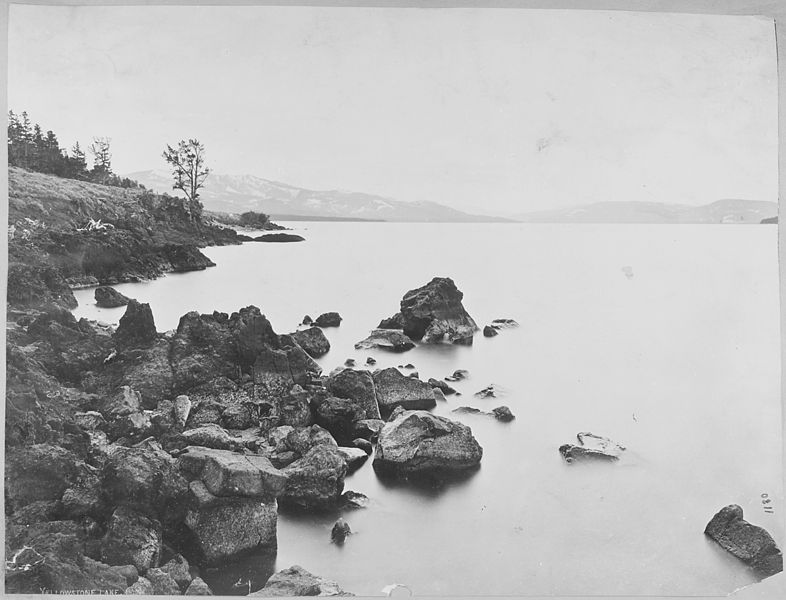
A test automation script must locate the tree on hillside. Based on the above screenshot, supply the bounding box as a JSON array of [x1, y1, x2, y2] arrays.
[[66, 142, 88, 179], [162, 139, 210, 202], [89, 136, 112, 183]]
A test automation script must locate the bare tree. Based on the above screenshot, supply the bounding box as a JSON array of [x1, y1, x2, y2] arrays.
[[162, 139, 210, 202]]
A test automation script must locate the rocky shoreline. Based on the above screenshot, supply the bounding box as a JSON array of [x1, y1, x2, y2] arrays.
[[5, 168, 783, 595]]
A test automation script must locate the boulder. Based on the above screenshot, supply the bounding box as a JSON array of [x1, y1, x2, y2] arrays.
[[5, 444, 85, 510], [173, 394, 192, 428], [94, 286, 131, 308], [483, 325, 498, 337], [705, 505, 783, 576], [474, 384, 501, 398], [285, 424, 338, 456], [337, 446, 369, 472], [353, 438, 373, 455], [301, 315, 313, 326], [291, 326, 331, 358], [181, 423, 237, 450], [452, 406, 483, 415], [185, 576, 214, 595], [445, 369, 469, 382], [100, 506, 162, 574], [340, 490, 370, 510], [145, 567, 181, 595], [185, 480, 278, 565], [315, 397, 366, 445], [254, 233, 305, 242], [101, 444, 188, 521], [75, 411, 107, 431], [102, 385, 142, 418], [200, 451, 287, 499], [492, 406, 515, 422], [374, 410, 483, 474], [344, 358, 356, 367], [432, 388, 446, 402], [159, 554, 192, 591], [354, 329, 416, 353], [280, 445, 348, 510], [352, 418, 385, 441], [221, 402, 255, 429], [252, 565, 351, 597], [428, 378, 457, 395], [187, 400, 223, 428], [491, 318, 519, 328], [373, 367, 437, 416], [326, 368, 381, 420], [315, 312, 342, 327], [331, 518, 351, 544], [378, 277, 478, 344], [366, 356, 376, 365], [125, 576, 154, 595], [559, 432, 626, 463], [278, 384, 313, 427], [115, 300, 157, 347]]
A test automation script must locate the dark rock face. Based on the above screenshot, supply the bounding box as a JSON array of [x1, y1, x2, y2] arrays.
[[252, 565, 351, 597], [314, 397, 366, 445], [280, 445, 348, 510], [354, 329, 416, 352], [253, 233, 305, 243], [161, 243, 215, 272], [559, 432, 626, 463], [115, 300, 157, 347], [94, 286, 131, 308], [315, 312, 342, 327], [291, 326, 331, 358], [378, 277, 478, 344], [326, 368, 381, 420], [5, 444, 87, 510], [705, 505, 783, 577], [374, 410, 483, 474], [373, 367, 437, 416], [483, 325, 498, 337], [100, 506, 162, 574]]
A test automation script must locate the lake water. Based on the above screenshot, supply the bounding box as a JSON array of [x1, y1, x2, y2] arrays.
[[72, 222, 782, 596]]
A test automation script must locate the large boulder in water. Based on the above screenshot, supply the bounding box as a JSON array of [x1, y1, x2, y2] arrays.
[[326, 368, 381, 420], [372, 367, 436, 417], [115, 300, 157, 347], [290, 326, 330, 357], [94, 286, 131, 308], [378, 277, 478, 344], [704, 505, 783, 577], [314, 312, 342, 327], [373, 410, 483, 474], [252, 565, 351, 597], [354, 329, 416, 353], [280, 445, 347, 510]]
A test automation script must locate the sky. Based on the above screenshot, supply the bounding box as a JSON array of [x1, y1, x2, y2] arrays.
[[7, 5, 778, 214]]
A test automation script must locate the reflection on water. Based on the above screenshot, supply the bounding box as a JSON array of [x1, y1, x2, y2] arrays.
[[71, 223, 782, 596]]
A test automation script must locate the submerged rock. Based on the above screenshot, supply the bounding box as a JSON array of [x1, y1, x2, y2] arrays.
[[373, 367, 437, 416], [331, 517, 352, 544], [445, 369, 469, 382], [559, 432, 626, 463], [483, 325, 498, 337], [340, 490, 370, 510], [378, 277, 478, 345], [491, 318, 519, 328], [374, 410, 483, 474], [315, 312, 342, 327], [491, 406, 515, 422], [253, 233, 305, 243], [705, 505, 783, 577], [252, 565, 352, 597], [95, 286, 131, 308], [354, 329, 416, 353], [428, 378, 457, 395]]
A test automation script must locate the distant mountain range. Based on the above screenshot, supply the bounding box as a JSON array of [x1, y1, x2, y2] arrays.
[[513, 199, 778, 224], [126, 170, 509, 223], [127, 170, 777, 224]]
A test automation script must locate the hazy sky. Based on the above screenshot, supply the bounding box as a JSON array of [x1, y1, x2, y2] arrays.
[[8, 6, 777, 214]]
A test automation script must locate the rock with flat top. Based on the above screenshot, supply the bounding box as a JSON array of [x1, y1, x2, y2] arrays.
[[354, 329, 415, 353], [373, 367, 436, 416], [252, 565, 352, 597]]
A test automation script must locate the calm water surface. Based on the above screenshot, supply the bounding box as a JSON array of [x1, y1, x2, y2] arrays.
[[72, 223, 782, 596]]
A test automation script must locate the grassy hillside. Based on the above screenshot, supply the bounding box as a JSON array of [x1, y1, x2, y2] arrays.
[[7, 167, 242, 311]]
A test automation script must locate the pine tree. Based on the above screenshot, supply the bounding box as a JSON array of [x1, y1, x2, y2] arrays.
[[88, 137, 112, 184]]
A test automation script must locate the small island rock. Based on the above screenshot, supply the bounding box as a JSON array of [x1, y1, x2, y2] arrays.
[[95, 286, 131, 308]]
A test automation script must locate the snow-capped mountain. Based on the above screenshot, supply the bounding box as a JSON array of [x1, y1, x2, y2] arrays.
[[125, 170, 508, 222]]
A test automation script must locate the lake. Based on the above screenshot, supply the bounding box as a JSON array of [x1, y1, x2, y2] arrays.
[[72, 222, 782, 596]]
